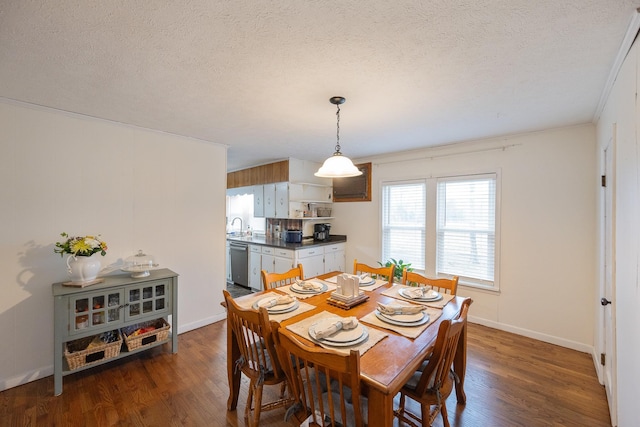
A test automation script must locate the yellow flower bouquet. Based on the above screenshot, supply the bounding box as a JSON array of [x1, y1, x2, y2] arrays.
[[54, 232, 108, 257]]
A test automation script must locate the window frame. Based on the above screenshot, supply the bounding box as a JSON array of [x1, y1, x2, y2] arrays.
[[380, 170, 501, 292]]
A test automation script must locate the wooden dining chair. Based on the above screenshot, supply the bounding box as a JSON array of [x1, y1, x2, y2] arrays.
[[353, 259, 395, 286], [222, 290, 293, 426], [394, 298, 471, 427], [275, 327, 367, 427], [402, 270, 459, 295], [261, 264, 304, 289]]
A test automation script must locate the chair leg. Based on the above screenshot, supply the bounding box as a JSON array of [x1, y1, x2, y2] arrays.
[[252, 383, 264, 426], [440, 402, 450, 427], [245, 379, 255, 425], [421, 402, 430, 426]]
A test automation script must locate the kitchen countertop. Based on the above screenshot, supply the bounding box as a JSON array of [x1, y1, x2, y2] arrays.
[[226, 234, 346, 249]]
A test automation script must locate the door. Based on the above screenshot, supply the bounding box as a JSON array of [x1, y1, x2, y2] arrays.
[[601, 132, 617, 425]]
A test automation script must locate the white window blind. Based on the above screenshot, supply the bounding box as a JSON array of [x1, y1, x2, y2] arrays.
[[381, 181, 426, 271], [436, 174, 496, 284]]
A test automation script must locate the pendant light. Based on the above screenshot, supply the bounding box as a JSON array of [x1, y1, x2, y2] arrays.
[[315, 96, 363, 178]]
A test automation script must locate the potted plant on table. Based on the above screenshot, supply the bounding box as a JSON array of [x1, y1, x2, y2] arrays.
[[378, 258, 413, 284]]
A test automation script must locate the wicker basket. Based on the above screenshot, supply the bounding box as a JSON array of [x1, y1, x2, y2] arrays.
[[64, 330, 122, 370], [121, 318, 170, 351], [317, 207, 332, 217]]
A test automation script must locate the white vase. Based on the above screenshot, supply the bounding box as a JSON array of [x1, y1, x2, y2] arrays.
[[66, 254, 102, 283]]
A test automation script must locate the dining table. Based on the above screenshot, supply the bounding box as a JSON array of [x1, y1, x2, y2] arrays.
[[225, 271, 471, 427]]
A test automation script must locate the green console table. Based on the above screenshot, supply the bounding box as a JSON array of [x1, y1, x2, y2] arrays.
[[52, 268, 178, 395]]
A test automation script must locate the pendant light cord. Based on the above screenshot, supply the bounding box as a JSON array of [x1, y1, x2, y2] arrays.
[[335, 104, 341, 153]]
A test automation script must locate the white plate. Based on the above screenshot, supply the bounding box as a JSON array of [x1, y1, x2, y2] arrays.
[[398, 287, 443, 302], [379, 310, 424, 323], [290, 281, 328, 294], [375, 310, 430, 327], [252, 297, 299, 313], [358, 277, 377, 286], [308, 317, 365, 343], [309, 326, 370, 347]]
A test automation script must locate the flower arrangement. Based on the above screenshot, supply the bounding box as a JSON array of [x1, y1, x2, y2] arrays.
[[54, 232, 108, 257]]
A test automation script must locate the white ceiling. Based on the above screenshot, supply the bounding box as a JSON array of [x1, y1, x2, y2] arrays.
[[1, 1, 639, 171]]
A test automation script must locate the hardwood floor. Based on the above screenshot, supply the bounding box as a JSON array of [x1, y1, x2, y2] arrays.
[[0, 322, 610, 426]]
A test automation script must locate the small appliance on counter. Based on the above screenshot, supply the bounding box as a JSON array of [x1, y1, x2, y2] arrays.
[[313, 223, 331, 241], [284, 229, 303, 243]]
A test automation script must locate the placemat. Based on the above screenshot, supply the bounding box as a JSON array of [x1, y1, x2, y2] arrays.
[[381, 286, 455, 309], [234, 291, 317, 321], [285, 310, 388, 356], [359, 307, 442, 339], [277, 279, 337, 300]]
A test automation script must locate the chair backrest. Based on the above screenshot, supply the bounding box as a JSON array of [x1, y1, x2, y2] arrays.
[[261, 264, 304, 289], [275, 327, 365, 427], [353, 259, 395, 286], [412, 297, 470, 398], [222, 289, 286, 384], [402, 270, 459, 295]]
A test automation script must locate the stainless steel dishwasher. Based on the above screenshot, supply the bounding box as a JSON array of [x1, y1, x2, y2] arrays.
[[229, 242, 249, 287]]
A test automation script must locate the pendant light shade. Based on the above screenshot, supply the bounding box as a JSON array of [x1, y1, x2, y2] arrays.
[[315, 96, 362, 178], [315, 152, 362, 177]]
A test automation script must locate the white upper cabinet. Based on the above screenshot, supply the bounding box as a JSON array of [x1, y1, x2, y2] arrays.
[[275, 182, 289, 218], [253, 184, 264, 217]]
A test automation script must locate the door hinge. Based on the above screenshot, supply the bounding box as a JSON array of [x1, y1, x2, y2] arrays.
[[601, 175, 606, 187], [600, 353, 606, 366]]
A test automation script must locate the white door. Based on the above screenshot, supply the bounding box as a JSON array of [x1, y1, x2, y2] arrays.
[[602, 134, 617, 426]]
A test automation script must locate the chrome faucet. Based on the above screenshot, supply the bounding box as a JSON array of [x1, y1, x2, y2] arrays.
[[231, 217, 243, 234]]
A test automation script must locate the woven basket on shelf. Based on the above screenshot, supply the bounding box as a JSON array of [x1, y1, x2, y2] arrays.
[[64, 330, 122, 370], [121, 318, 170, 351]]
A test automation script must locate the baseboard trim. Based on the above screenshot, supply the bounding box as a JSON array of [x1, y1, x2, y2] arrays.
[[469, 315, 593, 354]]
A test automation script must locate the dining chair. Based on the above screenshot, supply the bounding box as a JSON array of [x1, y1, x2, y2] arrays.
[[261, 264, 304, 289], [353, 259, 395, 286], [394, 298, 471, 427], [222, 290, 293, 426], [402, 270, 459, 295], [275, 327, 367, 427]]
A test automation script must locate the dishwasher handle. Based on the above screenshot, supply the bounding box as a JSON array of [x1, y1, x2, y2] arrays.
[[230, 243, 248, 251]]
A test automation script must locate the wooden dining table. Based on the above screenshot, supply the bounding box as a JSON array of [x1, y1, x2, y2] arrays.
[[225, 271, 471, 427]]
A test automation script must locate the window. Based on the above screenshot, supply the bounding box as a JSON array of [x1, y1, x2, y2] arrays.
[[381, 172, 499, 290], [381, 181, 426, 271], [436, 174, 497, 287]]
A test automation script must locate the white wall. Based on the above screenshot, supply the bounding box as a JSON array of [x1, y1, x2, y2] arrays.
[[596, 39, 640, 427], [331, 125, 597, 351], [0, 100, 228, 391]]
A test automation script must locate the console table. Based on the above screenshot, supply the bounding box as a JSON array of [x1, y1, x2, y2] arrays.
[[52, 268, 178, 395]]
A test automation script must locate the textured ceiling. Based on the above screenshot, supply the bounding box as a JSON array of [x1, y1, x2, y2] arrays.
[[1, 1, 639, 171]]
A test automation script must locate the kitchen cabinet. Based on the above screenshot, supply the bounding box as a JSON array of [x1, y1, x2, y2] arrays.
[[253, 184, 264, 217], [264, 183, 276, 218], [261, 246, 294, 275], [275, 182, 289, 218], [324, 243, 346, 273], [248, 245, 262, 291], [295, 247, 325, 278], [52, 269, 178, 395]]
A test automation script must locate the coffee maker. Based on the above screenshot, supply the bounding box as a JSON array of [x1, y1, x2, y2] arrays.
[[313, 223, 331, 241]]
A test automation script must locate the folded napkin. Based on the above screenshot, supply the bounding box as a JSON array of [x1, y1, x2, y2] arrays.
[[314, 317, 359, 339], [296, 279, 322, 290], [377, 302, 424, 315], [404, 286, 438, 299], [358, 274, 372, 281], [261, 295, 295, 308]]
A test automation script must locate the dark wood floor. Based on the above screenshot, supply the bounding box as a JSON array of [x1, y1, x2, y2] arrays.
[[0, 320, 610, 427]]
